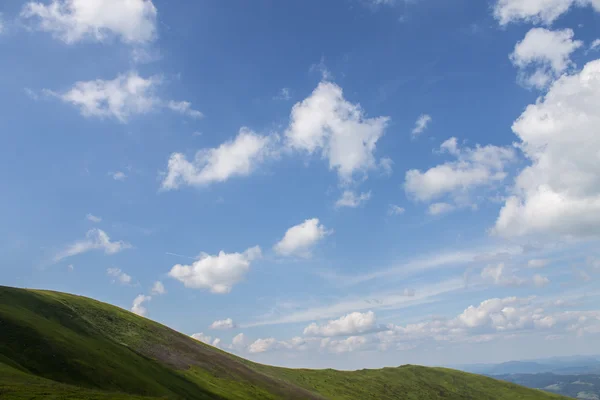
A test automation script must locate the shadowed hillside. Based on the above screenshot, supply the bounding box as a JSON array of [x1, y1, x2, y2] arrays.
[[0, 286, 568, 399]]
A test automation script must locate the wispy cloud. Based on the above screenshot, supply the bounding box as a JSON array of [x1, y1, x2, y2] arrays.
[[411, 114, 432, 137], [242, 277, 466, 328], [54, 229, 132, 262]]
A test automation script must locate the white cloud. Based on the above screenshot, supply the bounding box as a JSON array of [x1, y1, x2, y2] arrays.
[[107, 268, 132, 285], [427, 202, 455, 216], [533, 274, 551, 287], [191, 333, 221, 348], [388, 204, 405, 216], [230, 333, 248, 351], [494, 60, 600, 238], [285, 81, 389, 183], [112, 171, 127, 181], [210, 318, 236, 330], [86, 213, 102, 223], [67, 264, 74, 271], [161, 128, 276, 190], [50, 72, 160, 122], [457, 297, 533, 330], [273, 218, 331, 257], [510, 28, 582, 89], [481, 263, 526, 286], [0, 14, 4, 34], [528, 259, 549, 268], [304, 311, 379, 337], [243, 277, 467, 328], [378, 296, 600, 349], [321, 244, 523, 287], [363, 0, 396, 7], [321, 336, 367, 353], [405, 137, 515, 207], [131, 294, 151, 316], [49, 72, 202, 123], [151, 281, 166, 295], [379, 157, 394, 176], [591, 39, 600, 51], [167, 100, 204, 119], [411, 114, 432, 137], [21, 0, 157, 44], [481, 263, 505, 284], [278, 337, 316, 352], [274, 88, 291, 101], [493, 0, 600, 25], [191, 332, 211, 343], [335, 191, 371, 209], [248, 338, 277, 353], [54, 228, 132, 262], [168, 246, 261, 294]]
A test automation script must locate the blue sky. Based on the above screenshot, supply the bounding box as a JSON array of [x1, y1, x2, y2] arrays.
[[1, 0, 600, 370]]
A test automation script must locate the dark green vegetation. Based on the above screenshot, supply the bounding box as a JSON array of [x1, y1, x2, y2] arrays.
[[0, 286, 569, 399]]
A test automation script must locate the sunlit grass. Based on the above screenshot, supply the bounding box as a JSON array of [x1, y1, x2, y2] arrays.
[[0, 286, 567, 400]]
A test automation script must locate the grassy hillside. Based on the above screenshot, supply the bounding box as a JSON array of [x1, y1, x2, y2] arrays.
[[0, 286, 567, 400]]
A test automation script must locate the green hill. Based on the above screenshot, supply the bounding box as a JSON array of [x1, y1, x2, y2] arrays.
[[0, 286, 567, 400]]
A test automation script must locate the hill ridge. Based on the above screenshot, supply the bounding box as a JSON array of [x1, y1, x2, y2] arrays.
[[0, 285, 567, 399]]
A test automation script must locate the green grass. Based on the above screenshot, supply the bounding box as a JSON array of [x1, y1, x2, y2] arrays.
[[0, 285, 568, 399]]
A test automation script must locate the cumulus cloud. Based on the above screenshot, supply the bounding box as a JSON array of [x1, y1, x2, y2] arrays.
[[405, 137, 515, 209], [411, 114, 432, 137], [54, 228, 132, 262], [230, 333, 248, 351], [191, 333, 221, 347], [510, 28, 582, 89], [385, 296, 600, 342], [493, 0, 600, 25], [321, 336, 368, 353], [335, 191, 372, 209], [210, 318, 236, 330], [167, 100, 203, 119], [107, 268, 132, 285], [494, 60, 600, 238], [285, 81, 389, 183], [48, 72, 203, 123], [248, 338, 278, 353], [161, 128, 276, 190], [21, 0, 157, 44], [49, 72, 160, 122], [151, 281, 166, 295], [168, 246, 261, 294], [131, 294, 151, 316], [304, 311, 380, 337], [273, 218, 331, 257], [86, 213, 101, 223]]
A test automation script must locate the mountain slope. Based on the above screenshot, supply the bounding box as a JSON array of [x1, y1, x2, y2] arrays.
[[0, 286, 567, 399]]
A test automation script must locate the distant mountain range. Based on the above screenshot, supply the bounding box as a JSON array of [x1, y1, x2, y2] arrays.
[[451, 356, 600, 399], [496, 374, 600, 400], [454, 356, 600, 376]]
